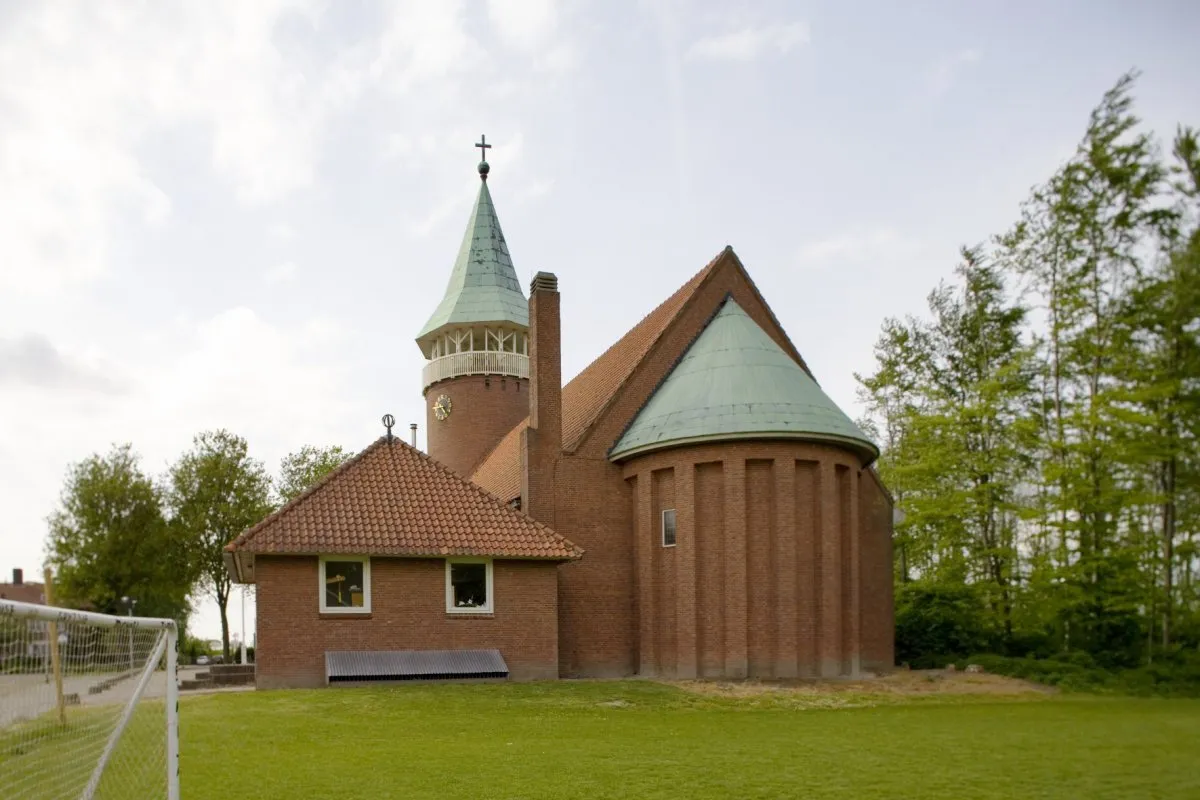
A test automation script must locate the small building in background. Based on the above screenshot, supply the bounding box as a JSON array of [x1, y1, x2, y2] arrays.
[[0, 568, 45, 605]]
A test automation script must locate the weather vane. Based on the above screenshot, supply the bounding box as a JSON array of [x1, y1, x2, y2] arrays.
[[476, 134, 492, 180], [382, 413, 395, 442]]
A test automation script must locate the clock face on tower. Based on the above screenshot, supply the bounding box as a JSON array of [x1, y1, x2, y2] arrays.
[[433, 394, 453, 421]]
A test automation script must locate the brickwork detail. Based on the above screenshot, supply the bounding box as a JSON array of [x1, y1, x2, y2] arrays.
[[425, 374, 529, 477], [622, 441, 884, 679], [504, 254, 895, 679], [255, 555, 559, 689]]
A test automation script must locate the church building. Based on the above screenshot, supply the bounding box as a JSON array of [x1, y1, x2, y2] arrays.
[[225, 142, 895, 689]]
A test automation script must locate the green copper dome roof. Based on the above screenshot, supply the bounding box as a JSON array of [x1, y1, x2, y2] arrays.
[[609, 298, 879, 462], [416, 179, 528, 346]]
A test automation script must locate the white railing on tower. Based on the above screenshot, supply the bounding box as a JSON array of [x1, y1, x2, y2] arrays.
[[422, 350, 529, 388]]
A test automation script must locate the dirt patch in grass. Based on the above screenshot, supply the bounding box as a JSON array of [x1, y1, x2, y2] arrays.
[[674, 669, 1055, 702]]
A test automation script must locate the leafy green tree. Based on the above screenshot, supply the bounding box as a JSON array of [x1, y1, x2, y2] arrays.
[[855, 316, 931, 582], [860, 248, 1037, 640], [44, 444, 192, 626], [277, 444, 351, 504], [863, 73, 1199, 669], [167, 430, 272, 661]]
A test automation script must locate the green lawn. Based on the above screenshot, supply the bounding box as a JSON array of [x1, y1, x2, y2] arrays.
[[182, 681, 1200, 799]]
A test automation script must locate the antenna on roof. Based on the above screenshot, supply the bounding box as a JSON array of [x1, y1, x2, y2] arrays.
[[409, 423, 418, 448], [382, 414, 395, 443]]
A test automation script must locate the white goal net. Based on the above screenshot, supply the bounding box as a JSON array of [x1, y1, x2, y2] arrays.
[[0, 598, 179, 800]]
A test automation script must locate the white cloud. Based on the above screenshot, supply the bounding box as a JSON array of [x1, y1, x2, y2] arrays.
[[926, 48, 983, 97], [268, 222, 296, 242], [686, 21, 809, 62], [265, 261, 299, 284], [0, 334, 124, 394], [487, 0, 558, 50], [0, 0, 349, 294]]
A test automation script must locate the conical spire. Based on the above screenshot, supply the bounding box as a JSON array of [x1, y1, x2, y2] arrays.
[[416, 149, 528, 349], [610, 298, 878, 462]]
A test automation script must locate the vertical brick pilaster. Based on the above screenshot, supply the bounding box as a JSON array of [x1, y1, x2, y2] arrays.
[[773, 458, 798, 678], [745, 460, 773, 678], [796, 460, 819, 677], [848, 468, 861, 676], [675, 461, 698, 679], [819, 461, 843, 677], [634, 474, 656, 675], [724, 458, 748, 679]]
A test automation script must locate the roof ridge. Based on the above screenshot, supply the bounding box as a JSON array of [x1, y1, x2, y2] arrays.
[[228, 435, 582, 559], [606, 292, 736, 458], [227, 438, 382, 552], [719, 247, 813, 377], [565, 245, 731, 452]]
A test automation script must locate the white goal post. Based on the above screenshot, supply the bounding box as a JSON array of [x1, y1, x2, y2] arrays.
[[0, 597, 179, 800]]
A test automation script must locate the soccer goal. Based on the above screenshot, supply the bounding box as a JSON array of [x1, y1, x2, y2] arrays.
[[0, 597, 179, 800]]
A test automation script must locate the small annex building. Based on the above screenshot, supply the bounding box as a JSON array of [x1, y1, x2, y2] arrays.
[[226, 145, 894, 688]]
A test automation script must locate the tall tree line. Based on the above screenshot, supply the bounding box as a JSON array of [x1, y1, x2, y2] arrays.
[[858, 72, 1200, 665], [44, 434, 350, 658]]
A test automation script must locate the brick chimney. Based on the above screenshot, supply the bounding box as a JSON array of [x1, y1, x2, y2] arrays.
[[522, 272, 561, 524]]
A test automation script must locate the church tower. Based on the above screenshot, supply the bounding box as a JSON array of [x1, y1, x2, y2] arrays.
[[416, 137, 530, 476]]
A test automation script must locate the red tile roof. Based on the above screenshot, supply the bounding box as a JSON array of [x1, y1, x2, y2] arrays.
[[226, 437, 581, 560], [471, 249, 727, 500]]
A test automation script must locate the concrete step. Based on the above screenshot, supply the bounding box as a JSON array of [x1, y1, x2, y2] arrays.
[[210, 672, 255, 686], [210, 664, 255, 676]]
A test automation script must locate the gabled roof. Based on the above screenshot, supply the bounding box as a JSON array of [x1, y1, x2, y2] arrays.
[[470, 249, 727, 500], [610, 298, 878, 462], [416, 179, 528, 350], [226, 437, 581, 561]]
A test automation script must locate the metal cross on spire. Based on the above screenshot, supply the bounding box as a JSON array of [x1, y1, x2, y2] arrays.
[[475, 134, 492, 180]]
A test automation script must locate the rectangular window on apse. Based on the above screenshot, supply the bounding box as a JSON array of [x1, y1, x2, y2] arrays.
[[662, 509, 677, 547]]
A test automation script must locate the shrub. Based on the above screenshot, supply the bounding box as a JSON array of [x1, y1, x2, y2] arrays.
[[895, 583, 995, 668], [954, 652, 1200, 697]]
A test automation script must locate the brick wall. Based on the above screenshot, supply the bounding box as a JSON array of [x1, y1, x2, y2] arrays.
[[492, 252, 894, 679], [425, 374, 529, 477], [537, 256, 891, 678], [255, 555, 560, 689], [621, 441, 889, 679], [859, 470, 895, 672]]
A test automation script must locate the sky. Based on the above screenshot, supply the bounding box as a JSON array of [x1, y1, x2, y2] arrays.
[[1, 0, 1197, 642]]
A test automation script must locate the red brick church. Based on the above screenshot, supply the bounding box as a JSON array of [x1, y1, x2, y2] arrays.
[[225, 143, 894, 689]]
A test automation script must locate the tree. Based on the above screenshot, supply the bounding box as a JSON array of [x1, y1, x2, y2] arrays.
[[167, 430, 272, 661], [277, 444, 351, 504], [859, 248, 1037, 640], [859, 73, 1199, 667], [44, 444, 192, 626], [1114, 128, 1200, 649]]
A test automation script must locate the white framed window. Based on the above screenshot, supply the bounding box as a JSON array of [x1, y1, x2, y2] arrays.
[[662, 509, 677, 547], [446, 558, 493, 614], [319, 555, 371, 613]]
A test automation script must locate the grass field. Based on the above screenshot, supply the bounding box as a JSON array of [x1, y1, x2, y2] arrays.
[[181, 680, 1200, 799]]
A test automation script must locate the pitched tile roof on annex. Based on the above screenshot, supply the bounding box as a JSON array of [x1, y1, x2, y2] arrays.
[[226, 437, 581, 561]]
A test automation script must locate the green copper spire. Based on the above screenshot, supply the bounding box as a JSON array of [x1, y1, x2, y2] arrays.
[[610, 298, 879, 462], [416, 141, 528, 348]]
